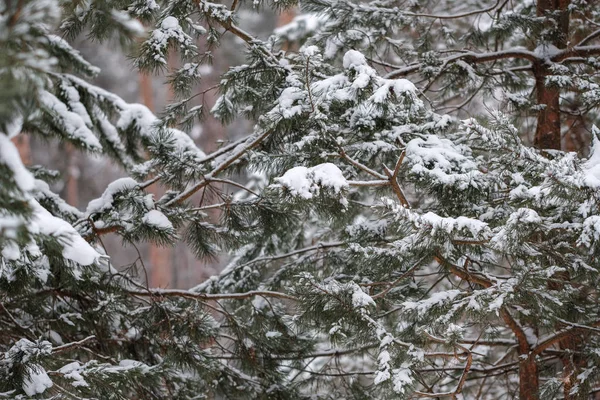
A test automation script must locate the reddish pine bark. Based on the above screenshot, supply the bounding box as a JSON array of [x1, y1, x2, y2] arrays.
[[534, 0, 570, 151]]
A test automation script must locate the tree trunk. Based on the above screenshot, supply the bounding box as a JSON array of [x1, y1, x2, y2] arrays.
[[533, 62, 562, 150], [535, 3, 588, 396], [519, 357, 539, 400], [140, 71, 173, 287], [65, 144, 79, 206], [528, 2, 571, 398], [534, 0, 570, 151], [11, 134, 30, 164]]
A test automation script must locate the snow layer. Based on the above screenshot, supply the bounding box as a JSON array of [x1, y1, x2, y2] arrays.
[[142, 209, 173, 229], [58, 362, 89, 387], [405, 134, 481, 188], [23, 366, 53, 396], [1, 124, 99, 267], [392, 367, 413, 394], [161, 16, 179, 30], [63, 74, 205, 161], [583, 130, 600, 188], [275, 163, 348, 199], [276, 166, 312, 199], [343, 50, 367, 69], [387, 200, 490, 239], [300, 45, 320, 57], [403, 290, 462, 314], [116, 103, 204, 157], [32, 200, 99, 266], [86, 177, 138, 215], [351, 284, 375, 308], [0, 133, 35, 192], [40, 91, 102, 151]]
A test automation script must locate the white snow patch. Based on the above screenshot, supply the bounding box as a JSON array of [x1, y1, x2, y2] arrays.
[[58, 362, 89, 387], [116, 103, 205, 158], [23, 366, 53, 396], [125, 327, 142, 340], [161, 16, 179, 30], [392, 367, 413, 393], [420, 212, 488, 237], [5, 115, 24, 138], [142, 210, 173, 229], [534, 44, 560, 59], [111, 10, 145, 34], [0, 133, 35, 191], [32, 201, 99, 266], [578, 216, 600, 248], [351, 286, 375, 308], [275, 163, 348, 200], [40, 91, 102, 151], [387, 201, 490, 239], [343, 50, 367, 69], [403, 290, 462, 315], [276, 87, 305, 118], [301, 45, 320, 57], [583, 127, 600, 189], [405, 134, 481, 188], [371, 79, 417, 103], [276, 166, 312, 199], [86, 178, 138, 215], [1, 242, 20, 261], [310, 163, 348, 193]]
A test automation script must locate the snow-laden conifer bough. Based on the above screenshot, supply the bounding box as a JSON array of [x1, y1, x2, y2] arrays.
[[3, 0, 600, 399]]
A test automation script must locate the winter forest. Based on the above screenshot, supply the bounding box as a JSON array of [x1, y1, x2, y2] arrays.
[[5, 0, 600, 399]]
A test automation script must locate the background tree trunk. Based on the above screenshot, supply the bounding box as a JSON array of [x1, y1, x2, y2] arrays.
[[527, 1, 572, 397], [534, 62, 562, 150], [11, 134, 30, 165], [140, 71, 174, 287], [533, 3, 589, 398], [65, 144, 79, 206], [534, 0, 570, 151]]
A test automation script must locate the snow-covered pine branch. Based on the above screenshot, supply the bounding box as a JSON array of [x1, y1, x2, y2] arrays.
[[3, 0, 600, 399]]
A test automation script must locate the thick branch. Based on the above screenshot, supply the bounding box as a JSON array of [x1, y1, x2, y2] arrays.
[[532, 320, 600, 356], [386, 49, 538, 79], [129, 288, 298, 301], [552, 45, 600, 62], [577, 29, 600, 46], [434, 255, 492, 288], [383, 151, 410, 208], [499, 308, 530, 354]]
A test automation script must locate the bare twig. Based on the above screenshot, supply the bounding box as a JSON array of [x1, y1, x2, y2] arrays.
[[53, 335, 96, 354]]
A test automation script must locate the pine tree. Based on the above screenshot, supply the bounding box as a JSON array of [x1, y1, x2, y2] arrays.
[[3, 0, 600, 399]]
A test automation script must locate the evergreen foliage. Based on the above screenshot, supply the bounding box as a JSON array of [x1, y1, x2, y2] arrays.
[[2, 0, 600, 399]]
